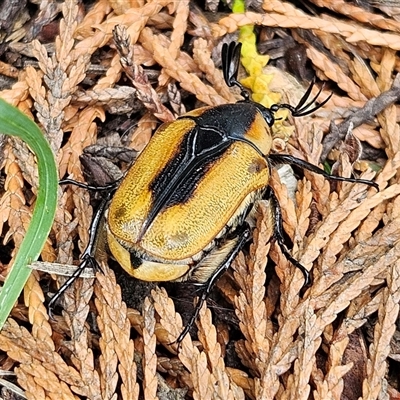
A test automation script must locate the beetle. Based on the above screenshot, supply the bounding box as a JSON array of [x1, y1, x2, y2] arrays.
[[50, 42, 378, 342]]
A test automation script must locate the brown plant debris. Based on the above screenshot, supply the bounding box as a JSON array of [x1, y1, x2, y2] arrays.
[[1, 0, 400, 399]]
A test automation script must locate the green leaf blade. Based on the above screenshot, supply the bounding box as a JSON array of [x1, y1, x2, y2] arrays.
[[0, 98, 58, 329]]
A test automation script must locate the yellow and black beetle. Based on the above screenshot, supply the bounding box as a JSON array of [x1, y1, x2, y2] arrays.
[[50, 42, 378, 342]]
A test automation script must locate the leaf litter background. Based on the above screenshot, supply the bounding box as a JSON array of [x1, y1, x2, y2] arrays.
[[0, 0, 400, 399]]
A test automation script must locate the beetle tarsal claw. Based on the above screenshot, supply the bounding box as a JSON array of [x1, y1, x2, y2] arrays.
[[51, 41, 377, 344]]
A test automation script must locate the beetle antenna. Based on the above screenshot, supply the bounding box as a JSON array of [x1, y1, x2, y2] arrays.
[[222, 42, 250, 101], [270, 77, 332, 117]]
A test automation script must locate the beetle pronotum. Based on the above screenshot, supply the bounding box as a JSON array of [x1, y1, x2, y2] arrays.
[[50, 42, 378, 342]]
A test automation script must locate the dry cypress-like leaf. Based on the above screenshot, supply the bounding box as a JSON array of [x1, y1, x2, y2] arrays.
[[0, 319, 84, 397], [140, 28, 228, 106], [23, 273, 52, 344], [318, 334, 353, 400], [196, 304, 244, 400], [216, 12, 400, 51], [62, 276, 99, 399], [28, 0, 89, 153], [192, 38, 236, 103], [233, 202, 273, 377], [309, 0, 400, 32], [152, 287, 212, 398], [94, 265, 139, 400], [113, 24, 174, 123], [142, 297, 158, 400], [363, 259, 400, 399], [158, 0, 189, 86], [59, 106, 105, 179], [0, 150, 28, 252]]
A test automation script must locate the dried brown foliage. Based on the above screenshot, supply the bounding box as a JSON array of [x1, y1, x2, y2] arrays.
[[1, 0, 400, 399]]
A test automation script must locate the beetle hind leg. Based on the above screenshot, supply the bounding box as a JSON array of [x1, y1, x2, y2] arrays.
[[175, 227, 251, 344], [266, 187, 312, 287]]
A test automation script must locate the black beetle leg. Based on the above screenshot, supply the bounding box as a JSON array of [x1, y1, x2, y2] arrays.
[[175, 227, 251, 345], [269, 154, 379, 191], [266, 187, 311, 287], [48, 255, 98, 318], [59, 178, 121, 191], [48, 191, 112, 316]]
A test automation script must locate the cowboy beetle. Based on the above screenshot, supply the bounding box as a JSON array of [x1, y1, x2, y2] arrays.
[[50, 42, 377, 342]]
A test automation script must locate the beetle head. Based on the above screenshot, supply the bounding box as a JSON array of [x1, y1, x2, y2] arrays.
[[222, 42, 332, 128]]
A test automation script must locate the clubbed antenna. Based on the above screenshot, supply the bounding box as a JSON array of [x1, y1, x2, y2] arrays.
[[221, 42, 250, 100], [270, 77, 332, 117]]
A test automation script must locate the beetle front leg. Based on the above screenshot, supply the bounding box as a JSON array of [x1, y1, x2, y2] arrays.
[[48, 191, 112, 315], [265, 187, 312, 287], [175, 227, 251, 344]]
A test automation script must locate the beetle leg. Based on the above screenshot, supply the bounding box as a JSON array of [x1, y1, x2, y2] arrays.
[[269, 154, 379, 190], [175, 227, 251, 344], [266, 187, 311, 287], [48, 255, 98, 317], [59, 178, 121, 191], [48, 191, 112, 316]]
